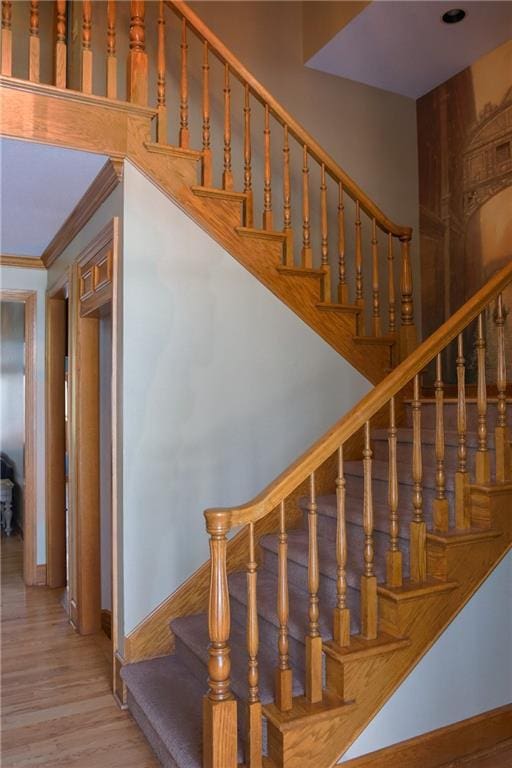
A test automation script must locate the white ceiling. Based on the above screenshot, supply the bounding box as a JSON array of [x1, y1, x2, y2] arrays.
[[0, 139, 107, 257], [306, 1, 512, 99]]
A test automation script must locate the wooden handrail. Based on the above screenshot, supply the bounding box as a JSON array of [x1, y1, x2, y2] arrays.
[[166, 0, 412, 239], [205, 261, 512, 530]]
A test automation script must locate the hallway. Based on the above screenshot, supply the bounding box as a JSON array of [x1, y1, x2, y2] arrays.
[[0, 536, 158, 767]]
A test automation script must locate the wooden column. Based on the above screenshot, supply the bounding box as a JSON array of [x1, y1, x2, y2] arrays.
[[262, 105, 273, 229], [387, 234, 396, 334], [333, 446, 350, 646], [127, 0, 148, 106], [455, 333, 470, 528], [282, 125, 293, 265], [410, 374, 426, 582], [275, 502, 292, 710], [301, 146, 313, 268], [305, 472, 322, 703], [223, 64, 233, 191], [399, 235, 417, 359], [179, 18, 189, 147], [320, 164, 331, 302], [203, 511, 237, 768], [243, 85, 253, 226], [106, 0, 117, 99], [371, 219, 381, 336], [246, 523, 262, 768], [81, 1, 93, 95], [355, 201, 364, 335], [54, 0, 66, 88], [361, 422, 377, 639], [495, 294, 511, 481], [386, 398, 402, 587], [433, 353, 449, 531], [1, 1, 12, 76], [29, 1, 40, 83], [156, 0, 167, 143], [202, 42, 212, 186], [337, 183, 348, 304], [475, 313, 490, 484]]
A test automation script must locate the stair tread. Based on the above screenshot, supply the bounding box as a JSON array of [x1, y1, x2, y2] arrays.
[[372, 427, 488, 448], [316, 302, 361, 314], [276, 265, 325, 278], [191, 185, 247, 202], [235, 226, 286, 240], [343, 458, 458, 492]]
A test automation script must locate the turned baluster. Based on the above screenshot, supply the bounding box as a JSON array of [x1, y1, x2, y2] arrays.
[[306, 472, 322, 703], [282, 125, 293, 265], [333, 446, 350, 646], [475, 314, 490, 484], [243, 85, 253, 227], [301, 146, 313, 268], [106, 0, 117, 99], [204, 512, 237, 768], [179, 18, 189, 147], [361, 421, 377, 639], [410, 374, 426, 581], [355, 201, 364, 334], [320, 164, 331, 302], [455, 333, 470, 528], [200, 42, 212, 186], [1, 1, 12, 76], [387, 234, 396, 334], [371, 219, 381, 336], [80, 1, 93, 94], [262, 105, 273, 229], [127, 1, 148, 106], [337, 183, 348, 304], [223, 64, 233, 191], [156, 0, 167, 143], [28, 1, 40, 83], [433, 353, 449, 531], [386, 397, 402, 587], [275, 500, 292, 711], [54, 1, 66, 88], [246, 523, 261, 768], [495, 294, 511, 481], [399, 236, 417, 359]]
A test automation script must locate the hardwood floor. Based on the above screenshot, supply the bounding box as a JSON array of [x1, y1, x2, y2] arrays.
[[1, 535, 158, 767]]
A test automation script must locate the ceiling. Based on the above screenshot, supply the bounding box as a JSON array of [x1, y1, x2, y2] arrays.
[[305, 1, 512, 99], [0, 139, 107, 257]]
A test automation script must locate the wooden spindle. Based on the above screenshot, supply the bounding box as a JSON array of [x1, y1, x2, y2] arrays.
[[201, 42, 212, 186], [54, 1, 66, 88], [305, 472, 322, 703], [179, 17, 189, 147], [495, 294, 511, 481], [28, 1, 40, 83], [320, 164, 331, 302], [355, 201, 364, 334], [282, 125, 293, 266], [262, 105, 273, 229], [203, 512, 237, 768], [371, 219, 381, 336], [106, 0, 117, 99], [386, 397, 402, 587], [275, 501, 292, 712], [246, 523, 262, 768], [399, 236, 417, 359], [127, 1, 148, 106], [81, 1, 93, 95], [1, 1, 12, 76], [410, 374, 426, 581], [301, 146, 313, 268], [475, 313, 490, 484], [455, 333, 470, 528], [222, 64, 233, 191], [243, 84, 253, 227], [387, 234, 396, 334], [337, 183, 348, 304], [361, 421, 377, 639], [156, 0, 167, 143], [433, 353, 449, 531], [333, 446, 350, 646]]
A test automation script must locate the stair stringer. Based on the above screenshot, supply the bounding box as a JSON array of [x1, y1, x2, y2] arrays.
[[263, 485, 512, 768], [125, 139, 393, 385]]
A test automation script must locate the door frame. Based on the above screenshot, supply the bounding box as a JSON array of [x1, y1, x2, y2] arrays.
[[0, 289, 38, 585]]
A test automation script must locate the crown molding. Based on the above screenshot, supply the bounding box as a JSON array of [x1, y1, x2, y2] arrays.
[[0, 253, 45, 269]]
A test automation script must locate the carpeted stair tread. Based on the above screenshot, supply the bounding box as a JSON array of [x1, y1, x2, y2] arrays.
[[344, 458, 458, 492], [371, 427, 487, 448], [171, 612, 304, 703], [121, 656, 207, 768]]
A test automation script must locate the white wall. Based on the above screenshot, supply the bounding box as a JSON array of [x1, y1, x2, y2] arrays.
[[340, 552, 512, 761], [0, 267, 47, 562], [122, 161, 371, 634]]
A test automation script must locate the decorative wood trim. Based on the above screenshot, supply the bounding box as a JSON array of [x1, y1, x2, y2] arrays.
[[34, 564, 47, 586], [101, 609, 112, 639], [0, 254, 45, 269], [341, 705, 512, 768], [42, 160, 122, 268]]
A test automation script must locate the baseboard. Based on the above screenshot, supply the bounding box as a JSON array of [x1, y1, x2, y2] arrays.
[[341, 704, 512, 768], [113, 651, 127, 709], [34, 563, 47, 586], [101, 609, 112, 640]]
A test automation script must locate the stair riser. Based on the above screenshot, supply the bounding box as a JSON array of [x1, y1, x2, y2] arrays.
[[407, 403, 512, 431], [127, 692, 181, 768]]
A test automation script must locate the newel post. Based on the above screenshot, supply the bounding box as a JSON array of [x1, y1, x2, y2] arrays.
[[399, 234, 417, 360], [203, 510, 238, 768], [127, 0, 148, 106]]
